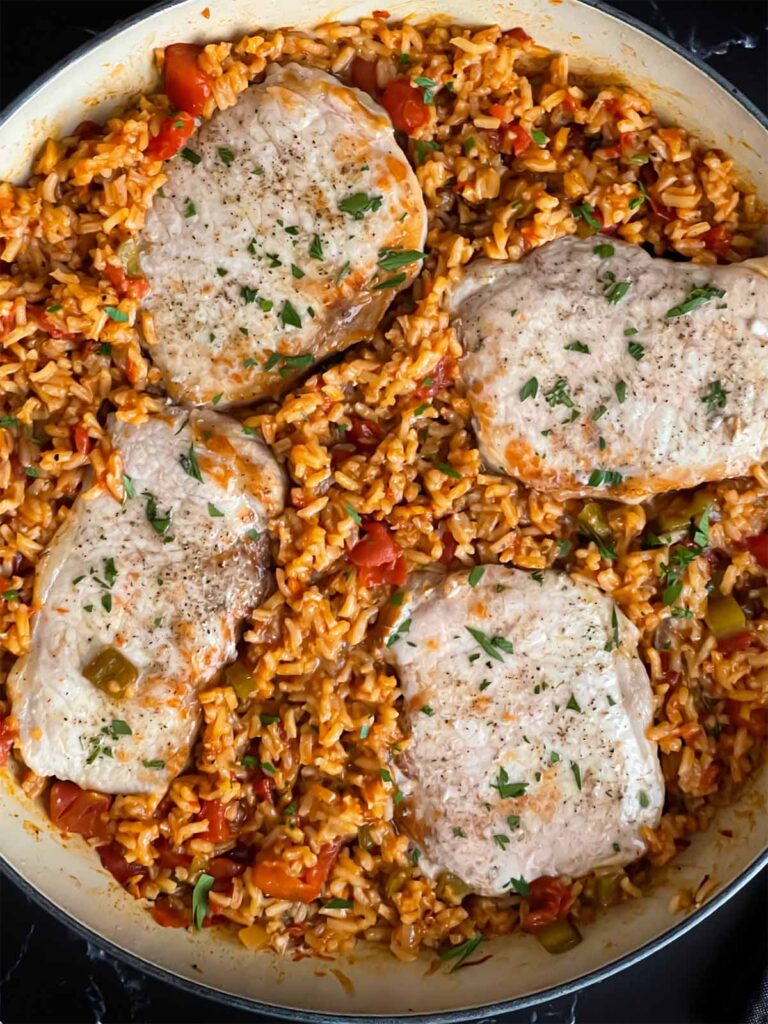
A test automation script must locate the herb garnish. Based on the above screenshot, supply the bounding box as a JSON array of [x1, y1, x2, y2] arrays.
[[104, 306, 128, 323], [588, 468, 623, 487], [520, 377, 538, 401], [573, 203, 601, 230], [544, 377, 575, 410], [468, 566, 485, 588], [466, 627, 513, 661], [491, 766, 527, 799], [439, 935, 483, 971], [181, 147, 201, 165], [143, 490, 172, 537], [504, 876, 530, 897], [192, 874, 214, 930], [565, 341, 590, 353], [339, 193, 383, 219], [280, 301, 302, 328], [377, 248, 426, 271], [702, 379, 727, 416], [665, 285, 725, 318], [387, 617, 411, 647], [180, 444, 203, 482], [217, 146, 234, 165], [309, 235, 324, 260]]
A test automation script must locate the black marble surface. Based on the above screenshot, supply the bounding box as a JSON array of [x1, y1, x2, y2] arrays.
[[1, 2, 767, 1021]]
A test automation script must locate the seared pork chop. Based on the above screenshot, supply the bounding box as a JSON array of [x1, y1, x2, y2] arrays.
[[384, 566, 664, 895], [8, 407, 285, 793]]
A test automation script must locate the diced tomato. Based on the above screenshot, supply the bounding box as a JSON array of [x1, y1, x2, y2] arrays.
[[163, 43, 212, 117], [103, 263, 151, 301], [438, 524, 457, 565], [73, 120, 101, 140], [372, 8, 390, 17], [49, 780, 112, 840], [381, 78, 430, 135], [150, 896, 189, 928], [487, 123, 531, 158], [745, 533, 768, 568], [0, 714, 16, 766], [717, 630, 754, 654], [145, 111, 196, 160], [489, 103, 507, 122], [506, 26, 532, 42], [726, 700, 768, 737], [208, 855, 248, 880], [416, 355, 454, 399], [71, 424, 92, 456], [620, 131, 637, 152], [200, 797, 235, 843], [521, 876, 575, 931], [350, 57, 379, 96], [29, 306, 75, 340], [604, 97, 622, 117], [155, 839, 192, 869], [349, 416, 384, 451], [597, 144, 622, 159], [701, 224, 733, 260], [251, 841, 340, 902], [507, 124, 532, 157], [349, 521, 406, 588], [97, 841, 148, 886]]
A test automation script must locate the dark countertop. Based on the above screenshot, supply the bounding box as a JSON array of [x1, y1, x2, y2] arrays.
[[1, 2, 766, 1022]]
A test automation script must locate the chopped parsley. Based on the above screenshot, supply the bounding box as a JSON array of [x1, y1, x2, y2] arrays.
[[179, 444, 203, 482], [207, 503, 224, 517], [338, 192, 383, 220], [639, 789, 650, 809], [466, 626, 513, 661], [504, 876, 530, 897], [143, 490, 172, 537], [507, 814, 520, 831], [439, 935, 483, 971], [493, 833, 510, 849], [344, 501, 361, 524], [591, 404, 608, 422], [386, 617, 411, 647], [566, 694, 582, 713], [468, 566, 485, 588], [593, 243, 614, 259], [184, 199, 196, 218], [122, 473, 135, 500], [104, 306, 128, 323], [570, 761, 582, 790], [142, 759, 165, 769], [325, 898, 353, 910], [373, 273, 407, 291], [192, 873, 214, 930], [588, 468, 623, 487], [615, 380, 627, 403], [181, 147, 201, 165], [544, 377, 575, 410], [336, 260, 351, 284], [573, 203, 601, 230], [309, 234, 324, 260], [491, 766, 528, 799], [702, 379, 727, 416], [531, 128, 548, 146], [413, 76, 437, 104], [665, 285, 726, 318], [628, 341, 644, 360], [377, 248, 426, 271], [520, 377, 538, 401], [280, 301, 302, 328], [565, 340, 590, 354], [217, 146, 234, 165], [420, 705, 435, 717]]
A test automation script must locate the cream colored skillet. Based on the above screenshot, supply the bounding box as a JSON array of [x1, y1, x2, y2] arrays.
[[0, 0, 767, 1019]]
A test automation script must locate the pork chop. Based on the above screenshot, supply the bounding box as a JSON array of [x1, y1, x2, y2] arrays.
[[140, 63, 427, 406], [451, 237, 768, 502], [383, 566, 664, 895], [8, 407, 285, 793]]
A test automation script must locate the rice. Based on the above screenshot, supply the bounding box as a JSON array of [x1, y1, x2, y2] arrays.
[[0, 15, 767, 964]]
